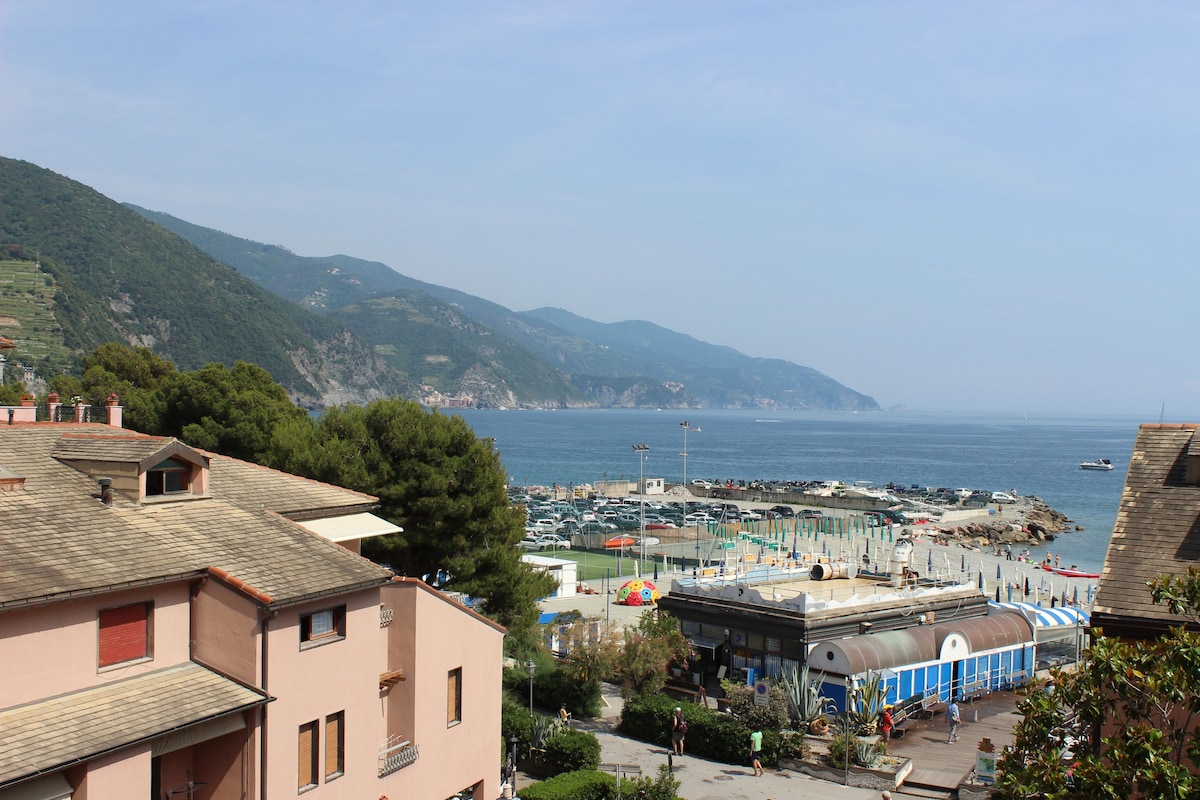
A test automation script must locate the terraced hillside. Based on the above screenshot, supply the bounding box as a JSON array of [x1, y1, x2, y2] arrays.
[[0, 258, 68, 372]]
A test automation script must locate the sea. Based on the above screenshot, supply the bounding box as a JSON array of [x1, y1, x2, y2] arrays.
[[451, 409, 1143, 574]]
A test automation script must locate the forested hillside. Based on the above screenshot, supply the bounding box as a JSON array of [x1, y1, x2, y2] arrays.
[[0, 157, 408, 406]]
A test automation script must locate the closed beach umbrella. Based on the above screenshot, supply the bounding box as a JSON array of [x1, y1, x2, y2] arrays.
[[1072, 584, 1079, 606], [653, 562, 658, 580], [928, 549, 933, 570], [1024, 577, 1030, 596], [961, 554, 966, 572], [996, 562, 1003, 580], [978, 571, 984, 590], [1088, 584, 1096, 603], [995, 585, 1001, 603], [1007, 582, 1013, 602]]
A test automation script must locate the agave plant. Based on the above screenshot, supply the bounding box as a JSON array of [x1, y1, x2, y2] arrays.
[[853, 737, 881, 767], [781, 664, 831, 727], [848, 670, 890, 736], [529, 714, 565, 755]]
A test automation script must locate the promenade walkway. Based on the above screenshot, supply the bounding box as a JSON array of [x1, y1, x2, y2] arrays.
[[514, 680, 1025, 798]]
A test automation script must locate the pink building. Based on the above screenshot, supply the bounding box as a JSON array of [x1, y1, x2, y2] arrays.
[[0, 415, 503, 800]]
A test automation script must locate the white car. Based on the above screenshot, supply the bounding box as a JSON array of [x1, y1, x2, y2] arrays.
[[739, 509, 763, 521], [992, 491, 1017, 504], [685, 513, 717, 524]]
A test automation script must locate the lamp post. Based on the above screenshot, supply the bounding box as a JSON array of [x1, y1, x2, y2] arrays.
[[525, 660, 536, 716], [680, 421, 700, 566], [633, 444, 649, 570], [844, 675, 854, 786]]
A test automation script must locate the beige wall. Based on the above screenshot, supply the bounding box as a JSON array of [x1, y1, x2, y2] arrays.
[[381, 581, 504, 800], [0, 583, 192, 708], [192, 578, 259, 685], [79, 742, 151, 800], [259, 588, 388, 799]]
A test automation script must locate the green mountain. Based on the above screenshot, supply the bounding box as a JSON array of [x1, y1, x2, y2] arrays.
[[0, 157, 407, 406], [127, 203, 878, 411]]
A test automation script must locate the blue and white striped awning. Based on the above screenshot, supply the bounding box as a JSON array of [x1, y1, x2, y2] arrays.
[[990, 601, 1089, 627]]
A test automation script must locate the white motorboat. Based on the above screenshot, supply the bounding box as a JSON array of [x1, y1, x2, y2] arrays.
[[1078, 459, 1114, 471]]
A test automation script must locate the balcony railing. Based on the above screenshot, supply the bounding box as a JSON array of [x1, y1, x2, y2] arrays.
[[378, 736, 419, 777]]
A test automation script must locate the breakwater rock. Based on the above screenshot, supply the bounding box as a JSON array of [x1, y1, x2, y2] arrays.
[[924, 498, 1072, 548]]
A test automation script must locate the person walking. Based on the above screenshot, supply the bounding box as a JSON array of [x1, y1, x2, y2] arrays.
[[749, 729, 764, 776], [1004, 542, 1013, 561], [671, 707, 687, 756], [947, 697, 961, 743]]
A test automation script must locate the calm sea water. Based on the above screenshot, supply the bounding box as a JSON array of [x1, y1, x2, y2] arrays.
[[452, 409, 1141, 573]]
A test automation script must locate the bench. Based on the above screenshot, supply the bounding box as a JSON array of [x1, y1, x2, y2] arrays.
[[1004, 670, 1030, 690], [962, 680, 991, 703], [919, 692, 946, 719], [890, 708, 917, 738], [664, 678, 707, 705]]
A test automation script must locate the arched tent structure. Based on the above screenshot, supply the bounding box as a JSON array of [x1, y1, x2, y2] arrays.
[[989, 601, 1089, 669], [807, 610, 1035, 711]]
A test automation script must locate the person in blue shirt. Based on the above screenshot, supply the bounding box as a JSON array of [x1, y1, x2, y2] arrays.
[[947, 697, 961, 743]]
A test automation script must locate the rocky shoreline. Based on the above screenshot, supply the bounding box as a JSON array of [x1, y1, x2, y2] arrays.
[[914, 496, 1075, 549]]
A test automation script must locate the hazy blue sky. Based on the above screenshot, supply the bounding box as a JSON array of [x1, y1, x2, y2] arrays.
[[4, 2, 1198, 417]]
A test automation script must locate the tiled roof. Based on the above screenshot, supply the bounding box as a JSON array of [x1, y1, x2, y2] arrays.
[[1092, 424, 1200, 630], [52, 432, 183, 465], [0, 662, 267, 787], [206, 451, 379, 516], [0, 424, 393, 609]]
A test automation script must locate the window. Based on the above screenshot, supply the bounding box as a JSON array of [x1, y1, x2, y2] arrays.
[[146, 457, 191, 496], [98, 602, 152, 668], [298, 721, 318, 791], [447, 667, 462, 725], [324, 712, 344, 781], [300, 606, 346, 648]]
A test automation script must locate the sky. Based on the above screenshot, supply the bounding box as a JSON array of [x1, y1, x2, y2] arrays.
[[3, 1, 1199, 418]]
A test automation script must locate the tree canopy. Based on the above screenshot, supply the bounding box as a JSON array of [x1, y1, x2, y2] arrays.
[[997, 567, 1200, 799], [262, 397, 555, 639]]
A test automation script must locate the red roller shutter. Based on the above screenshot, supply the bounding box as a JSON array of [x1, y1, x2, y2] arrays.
[[99, 603, 149, 667]]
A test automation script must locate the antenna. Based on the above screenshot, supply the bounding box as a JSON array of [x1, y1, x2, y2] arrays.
[[1160, 402, 1166, 424]]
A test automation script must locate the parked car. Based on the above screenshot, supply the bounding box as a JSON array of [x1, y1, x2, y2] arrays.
[[739, 509, 763, 521], [769, 505, 796, 518], [796, 509, 825, 518], [992, 491, 1017, 504]]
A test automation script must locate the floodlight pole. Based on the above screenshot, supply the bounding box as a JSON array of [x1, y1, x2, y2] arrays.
[[681, 421, 700, 566], [633, 444, 649, 570]]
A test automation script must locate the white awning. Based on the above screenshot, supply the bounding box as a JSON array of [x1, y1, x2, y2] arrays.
[[0, 773, 72, 800], [298, 513, 402, 543]]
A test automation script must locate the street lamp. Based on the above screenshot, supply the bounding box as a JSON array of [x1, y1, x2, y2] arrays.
[[633, 444, 650, 569], [525, 660, 536, 716], [680, 421, 701, 566], [844, 675, 854, 786]]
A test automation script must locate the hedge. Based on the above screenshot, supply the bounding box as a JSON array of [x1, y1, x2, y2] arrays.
[[516, 771, 635, 800]]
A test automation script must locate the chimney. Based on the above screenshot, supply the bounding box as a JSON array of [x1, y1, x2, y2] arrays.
[[98, 477, 113, 506]]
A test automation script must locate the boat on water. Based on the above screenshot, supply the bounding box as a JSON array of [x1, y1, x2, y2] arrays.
[[1040, 564, 1101, 579], [1078, 459, 1114, 471]]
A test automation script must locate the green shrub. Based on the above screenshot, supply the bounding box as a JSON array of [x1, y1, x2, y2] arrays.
[[517, 770, 635, 800], [539, 667, 603, 718], [827, 729, 859, 769], [619, 693, 754, 765], [501, 695, 534, 761], [543, 729, 601, 774]]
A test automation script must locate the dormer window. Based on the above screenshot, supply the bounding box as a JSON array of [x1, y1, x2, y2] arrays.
[[146, 457, 192, 496]]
